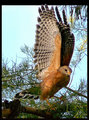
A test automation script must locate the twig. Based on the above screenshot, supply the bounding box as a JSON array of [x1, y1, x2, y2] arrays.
[[65, 86, 87, 98]]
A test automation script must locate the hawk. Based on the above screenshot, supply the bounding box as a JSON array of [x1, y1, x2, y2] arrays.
[[34, 5, 74, 100]]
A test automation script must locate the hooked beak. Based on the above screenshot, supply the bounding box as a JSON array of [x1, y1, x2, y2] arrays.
[[67, 71, 71, 76]]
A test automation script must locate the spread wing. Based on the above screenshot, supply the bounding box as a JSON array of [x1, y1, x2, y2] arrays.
[[34, 5, 75, 80], [34, 5, 62, 80], [55, 6, 75, 66]]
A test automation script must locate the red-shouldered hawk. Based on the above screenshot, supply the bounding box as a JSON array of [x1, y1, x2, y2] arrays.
[[34, 5, 75, 100]]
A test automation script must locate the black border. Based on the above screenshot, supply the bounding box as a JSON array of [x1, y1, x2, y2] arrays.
[[1, 0, 88, 5], [1, 1, 88, 120]]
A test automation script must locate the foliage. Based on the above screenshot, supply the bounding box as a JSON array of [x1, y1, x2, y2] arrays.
[[2, 45, 87, 118]]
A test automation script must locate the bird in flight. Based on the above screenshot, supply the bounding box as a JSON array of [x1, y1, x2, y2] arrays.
[[34, 5, 75, 100]]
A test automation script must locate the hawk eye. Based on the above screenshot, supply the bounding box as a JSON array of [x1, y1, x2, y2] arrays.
[[64, 69, 67, 72]]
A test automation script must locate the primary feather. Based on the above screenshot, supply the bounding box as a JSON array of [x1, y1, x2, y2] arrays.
[[55, 7, 75, 66]]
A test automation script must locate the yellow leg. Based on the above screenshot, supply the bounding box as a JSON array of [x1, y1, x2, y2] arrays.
[[46, 99, 51, 106], [46, 95, 65, 109], [46, 99, 56, 110]]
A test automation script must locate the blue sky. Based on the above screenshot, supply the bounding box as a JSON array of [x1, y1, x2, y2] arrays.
[[2, 5, 40, 62], [2, 5, 87, 90]]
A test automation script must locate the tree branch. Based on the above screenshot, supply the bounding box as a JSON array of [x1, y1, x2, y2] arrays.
[[2, 99, 53, 119], [22, 106, 53, 119]]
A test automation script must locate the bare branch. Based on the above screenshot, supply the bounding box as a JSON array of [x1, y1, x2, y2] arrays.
[[65, 86, 87, 98]]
